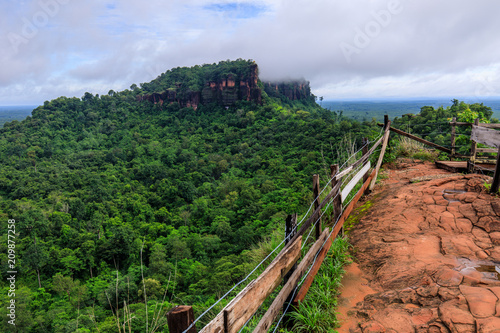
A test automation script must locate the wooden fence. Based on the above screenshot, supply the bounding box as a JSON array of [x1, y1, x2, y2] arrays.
[[469, 123, 500, 193], [380, 117, 500, 193], [449, 117, 500, 161], [167, 117, 392, 333], [167, 116, 500, 332]]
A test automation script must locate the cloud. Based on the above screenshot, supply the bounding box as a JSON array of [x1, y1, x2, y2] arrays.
[[203, 2, 268, 19], [1, 0, 500, 105]]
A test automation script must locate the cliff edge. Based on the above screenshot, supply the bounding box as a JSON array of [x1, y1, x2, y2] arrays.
[[136, 60, 315, 109]]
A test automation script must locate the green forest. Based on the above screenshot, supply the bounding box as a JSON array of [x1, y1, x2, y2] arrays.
[[391, 99, 497, 157], [0, 59, 494, 332], [0, 60, 378, 332]]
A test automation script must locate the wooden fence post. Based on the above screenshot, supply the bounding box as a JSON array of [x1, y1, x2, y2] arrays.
[[312, 174, 321, 240], [167, 306, 197, 333], [330, 164, 342, 228], [362, 138, 371, 195], [283, 214, 298, 328], [470, 118, 479, 164], [451, 117, 456, 157], [284, 214, 298, 285], [362, 138, 369, 182], [369, 115, 391, 192], [491, 146, 500, 193], [254, 229, 330, 332], [285, 214, 297, 246], [467, 160, 474, 174]]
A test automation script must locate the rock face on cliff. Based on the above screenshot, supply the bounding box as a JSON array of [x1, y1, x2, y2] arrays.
[[136, 60, 315, 110], [136, 60, 262, 110], [201, 69, 262, 106], [262, 80, 313, 102]]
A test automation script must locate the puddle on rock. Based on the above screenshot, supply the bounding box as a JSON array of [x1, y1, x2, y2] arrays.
[[476, 265, 500, 280], [442, 189, 466, 203], [456, 258, 500, 280]]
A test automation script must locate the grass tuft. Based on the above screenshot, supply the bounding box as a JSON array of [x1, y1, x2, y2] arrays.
[[393, 136, 438, 161], [283, 237, 352, 333]]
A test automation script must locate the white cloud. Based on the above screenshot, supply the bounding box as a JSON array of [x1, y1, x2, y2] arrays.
[[1, 0, 500, 105]]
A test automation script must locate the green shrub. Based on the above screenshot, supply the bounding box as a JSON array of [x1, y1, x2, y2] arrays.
[[285, 237, 352, 332]]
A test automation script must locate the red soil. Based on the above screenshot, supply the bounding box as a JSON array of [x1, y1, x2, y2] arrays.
[[337, 160, 500, 333]]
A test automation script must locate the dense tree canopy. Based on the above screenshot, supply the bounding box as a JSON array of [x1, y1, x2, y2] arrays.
[[0, 60, 379, 332]]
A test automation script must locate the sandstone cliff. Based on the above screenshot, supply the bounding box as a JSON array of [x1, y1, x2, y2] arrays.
[[137, 61, 315, 110], [137, 62, 262, 110], [262, 80, 313, 102]]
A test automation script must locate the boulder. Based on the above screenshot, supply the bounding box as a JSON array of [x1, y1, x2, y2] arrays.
[[438, 301, 475, 332], [459, 285, 498, 318]]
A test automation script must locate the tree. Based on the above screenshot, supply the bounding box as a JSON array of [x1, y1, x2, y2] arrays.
[[23, 237, 48, 289], [0, 286, 34, 331], [82, 92, 94, 102], [211, 216, 233, 242], [149, 244, 174, 279], [26, 146, 42, 172], [52, 273, 75, 302], [138, 278, 163, 300]]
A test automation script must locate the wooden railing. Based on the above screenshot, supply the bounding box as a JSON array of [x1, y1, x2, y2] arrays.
[[379, 117, 500, 193], [449, 117, 500, 161], [167, 116, 500, 332], [167, 117, 392, 333], [469, 123, 500, 192]]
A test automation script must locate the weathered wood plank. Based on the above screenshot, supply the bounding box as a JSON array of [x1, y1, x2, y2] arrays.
[[333, 135, 383, 183], [387, 126, 451, 154], [476, 148, 498, 153], [330, 164, 342, 226], [369, 120, 391, 191], [253, 228, 330, 333], [451, 117, 456, 155], [282, 214, 297, 327], [491, 146, 500, 193], [479, 123, 500, 129], [451, 122, 500, 129], [293, 170, 376, 307], [198, 312, 224, 333], [471, 125, 500, 149], [351, 135, 384, 170], [312, 175, 321, 240], [341, 161, 371, 203], [362, 138, 369, 184], [292, 235, 333, 308], [335, 166, 353, 181], [221, 235, 302, 333], [470, 119, 480, 162], [285, 181, 341, 247], [334, 170, 375, 238]]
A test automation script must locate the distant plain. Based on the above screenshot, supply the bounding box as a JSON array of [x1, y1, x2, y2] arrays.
[[2, 98, 500, 128], [321, 98, 500, 122]]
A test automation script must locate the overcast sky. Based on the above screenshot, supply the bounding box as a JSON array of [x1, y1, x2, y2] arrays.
[[1, 0, 500, 105]]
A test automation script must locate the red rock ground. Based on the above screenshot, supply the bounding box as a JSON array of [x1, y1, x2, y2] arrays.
[[337, 160, 500, 333]]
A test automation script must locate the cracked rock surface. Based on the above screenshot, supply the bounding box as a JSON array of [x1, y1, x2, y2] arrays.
[[338, 160, 500, 333]]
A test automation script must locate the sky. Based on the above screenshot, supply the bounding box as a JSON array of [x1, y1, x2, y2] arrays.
[[1, 0, 500, 105]]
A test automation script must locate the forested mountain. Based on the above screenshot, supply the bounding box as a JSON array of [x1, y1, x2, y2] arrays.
[[0, 60, 377, 332]]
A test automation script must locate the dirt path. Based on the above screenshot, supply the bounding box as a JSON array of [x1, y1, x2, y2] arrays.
[[337, 160, 500, 333]]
